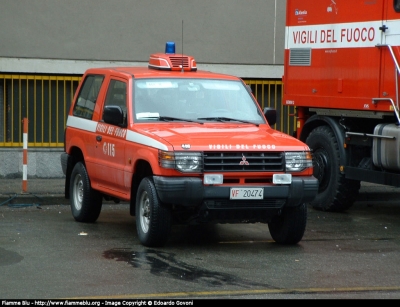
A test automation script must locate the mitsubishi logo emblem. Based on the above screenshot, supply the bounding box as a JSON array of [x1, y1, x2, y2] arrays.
[[239, 154, 249, 165]]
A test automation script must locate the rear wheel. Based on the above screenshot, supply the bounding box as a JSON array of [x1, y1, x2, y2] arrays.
[[268, 203, 307, 245], [306, 125, 360, 212], [69, 162, 102, 223], [135, 177, 172, 247]]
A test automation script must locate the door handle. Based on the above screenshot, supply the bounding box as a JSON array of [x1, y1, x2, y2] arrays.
[[96, 135, 102, 142]]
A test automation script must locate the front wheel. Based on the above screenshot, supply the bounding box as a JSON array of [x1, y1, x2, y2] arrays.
[[135, 177, 172, 247], [69, 162, 102, 223], [268, 203, 307, 245]]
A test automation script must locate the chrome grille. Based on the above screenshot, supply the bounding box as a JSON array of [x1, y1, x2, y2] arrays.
[[204, 152, 284, 172]]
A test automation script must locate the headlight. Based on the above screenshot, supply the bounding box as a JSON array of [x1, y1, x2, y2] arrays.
[[285, 151, 313, 172], [159, 151, 203, 173]]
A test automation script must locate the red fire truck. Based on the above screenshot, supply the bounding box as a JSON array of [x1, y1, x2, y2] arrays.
[[284, 0, 400, 212]]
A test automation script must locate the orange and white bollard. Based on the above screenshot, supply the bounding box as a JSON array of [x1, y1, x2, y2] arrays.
[[22, 118, 28, 193]]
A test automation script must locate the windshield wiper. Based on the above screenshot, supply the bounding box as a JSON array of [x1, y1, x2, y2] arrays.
[[159, 116, 204, 124], [197, 117, 259, 126]]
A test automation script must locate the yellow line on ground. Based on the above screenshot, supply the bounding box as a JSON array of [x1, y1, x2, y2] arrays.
[[65, 286, 400, 299]]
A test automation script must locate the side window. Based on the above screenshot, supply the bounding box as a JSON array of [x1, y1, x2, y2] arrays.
[[395, 0, 400, 12], [103, 79, 127, 123], [73, 75, 104, 119]]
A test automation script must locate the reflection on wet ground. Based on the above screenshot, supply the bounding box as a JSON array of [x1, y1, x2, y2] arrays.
[[103, 247, 272, 289], [0, 248, 24, 266]]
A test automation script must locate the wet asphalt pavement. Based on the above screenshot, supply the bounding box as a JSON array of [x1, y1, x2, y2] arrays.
[[1, 179, 400, 299]]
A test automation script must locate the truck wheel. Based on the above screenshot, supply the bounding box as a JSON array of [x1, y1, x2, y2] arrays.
[[69, 162, 103, 223], [306, 125, 360, 212], [268, 203, 307, 244], [135, 177, 172, 247]]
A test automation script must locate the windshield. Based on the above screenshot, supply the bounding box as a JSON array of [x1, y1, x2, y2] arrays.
[[133, 79, 265, 124]]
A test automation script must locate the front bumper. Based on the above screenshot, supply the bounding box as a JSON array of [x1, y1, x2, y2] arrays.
[[153, 175, 319, 208]]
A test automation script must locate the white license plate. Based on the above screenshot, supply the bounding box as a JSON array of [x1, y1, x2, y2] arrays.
[[230, 188, 264, 200]]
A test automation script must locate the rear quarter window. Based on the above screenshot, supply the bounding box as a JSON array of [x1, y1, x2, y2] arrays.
[[395, 0, 400, 12], [73, 75, 104, 119]]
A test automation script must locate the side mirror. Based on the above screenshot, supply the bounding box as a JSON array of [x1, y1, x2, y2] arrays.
[[103, 105, 125, 127], [264, 107, 276, 126]]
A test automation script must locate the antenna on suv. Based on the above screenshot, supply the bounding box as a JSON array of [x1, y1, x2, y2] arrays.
[[181, 20, 184, 72]]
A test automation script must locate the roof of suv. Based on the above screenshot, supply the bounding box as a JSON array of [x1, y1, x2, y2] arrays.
[[84, 42, 241, 81], [84, 66, 240, 81]]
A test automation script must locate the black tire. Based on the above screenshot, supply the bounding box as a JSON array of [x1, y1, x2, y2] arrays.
[[306, 125, 360, 212], [268, 203, 307, 245], [69, 162, 103, 223], [135, 177, 172, 247]]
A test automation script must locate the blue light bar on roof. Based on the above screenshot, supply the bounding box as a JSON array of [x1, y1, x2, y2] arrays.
[[165, 42, 175, 54]]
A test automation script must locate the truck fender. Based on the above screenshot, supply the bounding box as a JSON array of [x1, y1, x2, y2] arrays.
[[300, 115, 347, 173]]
